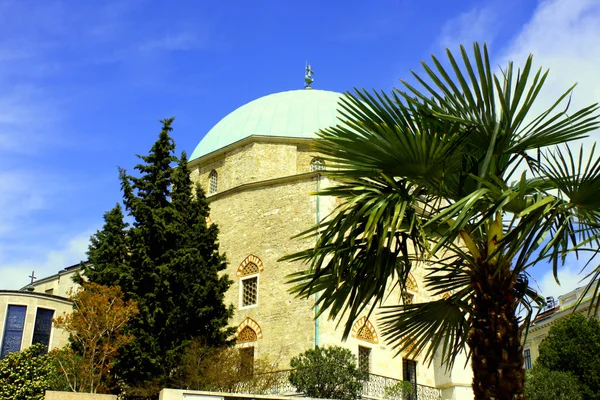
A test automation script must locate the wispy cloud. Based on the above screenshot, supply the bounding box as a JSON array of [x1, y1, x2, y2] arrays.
[[1, 231, 92, 290], [501, 0, 600, 128], [438, 3, 502, 50], [534, 260, 593, 300], [501, 0, 600, 292], [139, 31, 210, 52]]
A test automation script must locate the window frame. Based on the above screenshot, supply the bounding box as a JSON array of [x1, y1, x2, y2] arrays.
[[523, 348, 532, 370], [239, 345, 255, 378], [239, 273, 259, 310], [208, 170, 218, 195], [1, 304, 28, 359], [358, 345, 372, 375], [31, 307, 56, 352]]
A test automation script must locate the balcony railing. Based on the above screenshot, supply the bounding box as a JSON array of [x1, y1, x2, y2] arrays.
[[209, 369, 442, 400]]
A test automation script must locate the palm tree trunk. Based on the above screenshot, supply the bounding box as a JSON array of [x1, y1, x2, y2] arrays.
[[468, 262, 525, 400]]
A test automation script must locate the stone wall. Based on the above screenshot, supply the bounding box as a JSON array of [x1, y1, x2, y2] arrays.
[[191, 140, 446, 388], [45, 391, 117, 400]]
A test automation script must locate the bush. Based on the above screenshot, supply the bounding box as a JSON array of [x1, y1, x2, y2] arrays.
[[171, 339, 282, 395], [288, 346, 365, 400], [384, 380, 414, 400], [537, 313, 600, 399], [525, 364, 582, 400], [0, 344, 63, 400]]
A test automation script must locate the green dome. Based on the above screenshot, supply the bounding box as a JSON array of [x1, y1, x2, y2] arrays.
[[190, 89, 344, 160]]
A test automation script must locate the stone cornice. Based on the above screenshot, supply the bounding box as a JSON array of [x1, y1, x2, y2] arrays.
[[206, 171, 321, 202], [0, 290, 72, 304], [188, 135, 315, 168]]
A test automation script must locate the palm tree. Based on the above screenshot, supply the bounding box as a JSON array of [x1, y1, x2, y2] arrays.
[[283, 43, 600, 400]]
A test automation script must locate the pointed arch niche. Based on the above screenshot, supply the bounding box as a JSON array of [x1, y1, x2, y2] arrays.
[[236, 317, 263, 343], [351, 316, 379, 344], [236, 254, 264, 277]]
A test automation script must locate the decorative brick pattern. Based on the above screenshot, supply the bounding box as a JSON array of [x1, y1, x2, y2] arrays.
[[236, 317, 263, 341], [406, 273, 418, 292], [237, 255, 264, 277], [237, 326, 258, 343], [352, 316, 379, 344]]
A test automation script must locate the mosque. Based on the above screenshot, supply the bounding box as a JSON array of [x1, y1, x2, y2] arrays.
[[0, 73, 473, 399]]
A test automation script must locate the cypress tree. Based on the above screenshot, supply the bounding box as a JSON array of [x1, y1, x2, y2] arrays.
[[83, 118, 233, 392], [79, 204, 131, 290]]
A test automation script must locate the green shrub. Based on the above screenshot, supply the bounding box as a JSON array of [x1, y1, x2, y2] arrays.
[[384, 380, 413, 400], [288, 346, 365, 400], [537, 313, 600, 399], [0, 344, 62, 400], [525, 364, 582, 400]]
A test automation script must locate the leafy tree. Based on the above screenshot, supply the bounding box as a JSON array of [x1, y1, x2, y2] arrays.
[[288, 346, 365, 400], [53, 282, 138, 393], [0, 344, 59, 400], [384, 381, 414, 400], [82, 118, 234, 393], [284, 42, 600, 400], [537, 313, 600, 399], [525, 364, 582, 400]]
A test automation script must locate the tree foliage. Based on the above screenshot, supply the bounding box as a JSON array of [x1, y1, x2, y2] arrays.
[[284, 42, 600, 400], [0, 344, 60, 400], [288, 346, 365, 400], [81, 118, 234, 392], [525, 364, 582, 400], [537, 313, 600, 399], [383, 380, 414, 400], [53, 282, 138, 393]]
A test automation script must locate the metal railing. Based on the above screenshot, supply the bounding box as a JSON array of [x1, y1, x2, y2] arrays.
[[211, 369, 442, 400]]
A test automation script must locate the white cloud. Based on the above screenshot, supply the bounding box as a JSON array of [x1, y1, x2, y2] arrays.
[[535, 261, 592, 300], [500, 0, 600, 142], [0, 231, 91, 290], [439, 3, 501, 50]]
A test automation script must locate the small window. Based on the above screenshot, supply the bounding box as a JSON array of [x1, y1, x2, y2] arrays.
[[208, 170, 218, 194], [45, 288, 54, 295], [524, 349, 532, 370], [1, 305, 27, 359], [358, 346, 371, 375], [241, 276, 258, 307], [240, 346, 255, 378], [32, 308, 54, 351], [310, 158, 325, 172]]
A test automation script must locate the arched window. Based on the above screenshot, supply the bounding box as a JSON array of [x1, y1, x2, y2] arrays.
[[310, 157, 325, 172], [238, 255, 264, 309], [351, 317, 379, 344], [236, 317, 263, 342], [208, 170, 218, 194], [236, 318, 262, 378], [401, 273, 418, 305]]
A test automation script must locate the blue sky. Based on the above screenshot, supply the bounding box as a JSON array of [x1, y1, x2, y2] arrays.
[[1, 0, 599, 298]]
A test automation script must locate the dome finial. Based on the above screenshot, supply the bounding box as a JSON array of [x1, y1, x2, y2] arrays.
[[305, 62, 314, 90]]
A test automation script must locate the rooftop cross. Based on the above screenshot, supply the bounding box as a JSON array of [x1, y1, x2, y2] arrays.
[[29, 270, 36, 285], [305, 62, 314, 89]]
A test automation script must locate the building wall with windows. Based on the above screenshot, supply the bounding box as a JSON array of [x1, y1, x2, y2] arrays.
[[187, 88, 472, 399], [0, 290, 72, 359]]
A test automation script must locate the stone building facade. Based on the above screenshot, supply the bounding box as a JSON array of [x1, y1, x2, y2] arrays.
[[188, 89, 473, 399]]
